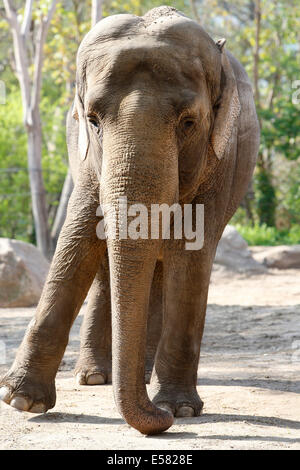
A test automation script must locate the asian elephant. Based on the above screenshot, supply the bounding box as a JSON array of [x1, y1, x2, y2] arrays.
[[0, 6, 259, 435]]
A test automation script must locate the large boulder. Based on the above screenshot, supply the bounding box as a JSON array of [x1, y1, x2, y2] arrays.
[[252, 245, 300, 269], [0, 238, 49, 308], [214, 225, 266, 274]]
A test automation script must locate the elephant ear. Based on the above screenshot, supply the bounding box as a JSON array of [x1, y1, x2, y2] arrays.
[[210, 39, 241, 160], [72, 92, 90, 161]]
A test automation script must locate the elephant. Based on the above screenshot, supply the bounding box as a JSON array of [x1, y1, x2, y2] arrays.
[[0, 6, 259, 435]]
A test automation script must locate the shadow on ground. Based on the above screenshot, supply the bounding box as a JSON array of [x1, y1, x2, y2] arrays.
[[29, 411, 124, 425], [29, 410, 300, 432], [197, 377, 300, 393]]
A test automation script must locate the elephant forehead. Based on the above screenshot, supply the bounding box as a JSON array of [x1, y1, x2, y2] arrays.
[[77, 8, 221, 102], [79, 8, 204, 50], [78, 10, 215, 79], [83, 38, 205, 95]]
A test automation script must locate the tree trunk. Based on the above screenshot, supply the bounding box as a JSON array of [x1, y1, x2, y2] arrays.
[[91, 0, 103, 27], [253, 0, 261, 105], [27, 108, 52, 257], [3, 0, 57, 258]]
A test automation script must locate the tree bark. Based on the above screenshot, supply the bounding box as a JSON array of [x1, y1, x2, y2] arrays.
[[253, 0, 261, 105], [3, 0, 57, 258], [27, 108, 52, 256], [91, 0, 103, 27]]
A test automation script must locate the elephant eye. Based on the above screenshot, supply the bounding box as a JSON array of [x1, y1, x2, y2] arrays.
[[183, 119, 195, 131], [88, 116, 101, 135], [89, 117, 99, 128]]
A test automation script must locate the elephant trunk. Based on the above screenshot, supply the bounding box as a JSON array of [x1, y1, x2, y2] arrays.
[[100, 130, 177, 434], [107, 236, 173, 434]]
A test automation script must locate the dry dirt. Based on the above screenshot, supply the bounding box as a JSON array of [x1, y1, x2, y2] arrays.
[[0, 268, 299, 450]]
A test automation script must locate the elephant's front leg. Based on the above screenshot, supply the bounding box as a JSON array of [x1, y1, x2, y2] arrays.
[[0, 172, 105, 413], [150, 241, 216, 418], [75, 252, 112, 385]]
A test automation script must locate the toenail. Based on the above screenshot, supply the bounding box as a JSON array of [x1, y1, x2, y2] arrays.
[[157, 403, 174, 415], [30, 403, 46, 413], [86, 373, 105, 385], [10, 396, 32, 411], [0, 386, 11, 404], [176, 406, 195, 417]]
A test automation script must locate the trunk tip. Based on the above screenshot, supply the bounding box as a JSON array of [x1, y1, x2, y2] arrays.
[[133, 407, 174, 436]]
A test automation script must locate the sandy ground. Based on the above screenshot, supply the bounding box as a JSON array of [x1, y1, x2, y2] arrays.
[[0, 267, 299, 450]]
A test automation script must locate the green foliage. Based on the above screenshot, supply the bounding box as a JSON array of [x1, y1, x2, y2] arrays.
[[0, 87, 31, 241], [1, 0, 299, 245], [108, 0, 189, 16], [255, 166, 276, 227], [283, 166, 300, 225], [192, 0, 300, 232], [0, 86, 68, 241], [40, 90, 68, 226], [235, 223, 300, 246]]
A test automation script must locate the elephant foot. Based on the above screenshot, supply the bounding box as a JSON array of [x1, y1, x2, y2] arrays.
[[75, 356, 153, 385], [151, 386, 204, 418], [0, 367, 56, 413], [74, 354, 112, 385]]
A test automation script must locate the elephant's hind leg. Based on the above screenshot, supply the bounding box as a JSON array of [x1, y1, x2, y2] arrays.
[[0, 170, 106, 413], [75, 258, 163, 386], [75, 251, 112, 385]]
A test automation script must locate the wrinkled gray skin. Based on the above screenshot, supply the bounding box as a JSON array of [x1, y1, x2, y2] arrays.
[[0, 7, 259, 435]]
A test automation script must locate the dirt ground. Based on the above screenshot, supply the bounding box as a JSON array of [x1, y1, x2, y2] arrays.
[[0, 267, 299, 450]]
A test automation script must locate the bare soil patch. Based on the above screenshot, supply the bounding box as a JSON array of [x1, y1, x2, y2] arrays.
[[0, 268, 299, 449]]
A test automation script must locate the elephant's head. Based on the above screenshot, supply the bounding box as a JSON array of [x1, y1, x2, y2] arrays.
[[73, 7, 240, 434]]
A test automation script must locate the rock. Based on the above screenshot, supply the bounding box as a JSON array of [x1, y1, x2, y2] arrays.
[[252, 245, 300, 269], [0, 238, 49, 308], [214, 225, 266, 274]]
